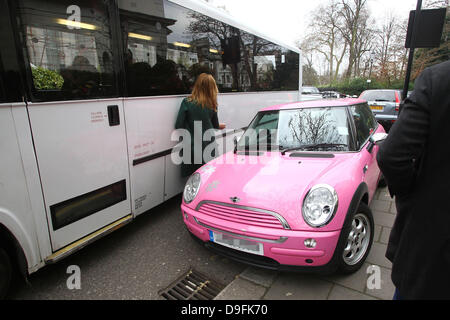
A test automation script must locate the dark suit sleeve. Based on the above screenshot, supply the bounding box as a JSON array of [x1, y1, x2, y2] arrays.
[[376, 70, 431, 198]]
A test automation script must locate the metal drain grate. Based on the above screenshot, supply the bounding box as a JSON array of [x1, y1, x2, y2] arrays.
[[159, 268, 225, 300]]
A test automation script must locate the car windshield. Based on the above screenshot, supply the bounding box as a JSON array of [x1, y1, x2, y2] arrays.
[[360, 90, 396, 102], [238, 107, 351, 152], [302, 87, 320, 94]]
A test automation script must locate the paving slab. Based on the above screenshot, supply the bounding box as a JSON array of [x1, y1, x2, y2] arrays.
[[389, 202, 397, 214], [372, 210, 396, 227], [263, 273, 333, 300], [379, 227, 391, 245], [320, 262, 371, 293], [370, 199, 391, 212], [214, 277, 266, 300], [377, 190, 393, 202], [328, 284, 377, 300], [366, 242, 392, 269], [239, 267, 278, 288], [374, 224, 382, 243]]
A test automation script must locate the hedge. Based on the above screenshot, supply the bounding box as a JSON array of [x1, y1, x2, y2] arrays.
[[318, 78, 414, 97]]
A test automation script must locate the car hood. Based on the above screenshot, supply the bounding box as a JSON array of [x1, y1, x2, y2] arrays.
[[190, 151, 357, 230]]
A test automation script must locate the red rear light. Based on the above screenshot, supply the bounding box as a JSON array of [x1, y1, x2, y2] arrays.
[[395, 91, 400, 111]]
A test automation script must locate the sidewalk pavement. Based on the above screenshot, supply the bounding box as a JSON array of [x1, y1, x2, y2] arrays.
[[215, 187, 397, 300]]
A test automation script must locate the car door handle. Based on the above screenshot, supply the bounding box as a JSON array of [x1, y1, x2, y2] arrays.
[[107, 105, 120, 126], [363, 164, 368, 174]]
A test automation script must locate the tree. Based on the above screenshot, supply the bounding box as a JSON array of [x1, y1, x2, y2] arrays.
[[239, 31, 275, 90], [373, 15, 408, 85], [186, 12, 239, 89], [302, 55, 319, 85], [337, 0, 372, 78], [187, 12, 277, 91], [302, 0, 347, 83]]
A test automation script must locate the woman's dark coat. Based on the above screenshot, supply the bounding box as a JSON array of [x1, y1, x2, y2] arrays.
[[175, 98, 220, 177]]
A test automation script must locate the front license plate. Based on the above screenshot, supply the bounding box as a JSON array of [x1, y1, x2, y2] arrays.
[[370, 105, 383, 110], [209, 231, 263, 255]]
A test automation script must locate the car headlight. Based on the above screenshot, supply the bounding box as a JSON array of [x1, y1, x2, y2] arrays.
[[302, 184, 338, 228], [183, 172, 201, 204]]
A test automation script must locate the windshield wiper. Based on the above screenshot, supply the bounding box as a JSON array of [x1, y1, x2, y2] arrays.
[[281, 143, 347, 155], [374, 99, 391, 102]]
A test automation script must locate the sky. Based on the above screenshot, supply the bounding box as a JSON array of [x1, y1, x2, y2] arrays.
[[202, 0, 420, 47]]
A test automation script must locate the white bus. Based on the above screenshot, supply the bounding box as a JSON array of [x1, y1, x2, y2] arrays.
[[0, 0, 302, 296]]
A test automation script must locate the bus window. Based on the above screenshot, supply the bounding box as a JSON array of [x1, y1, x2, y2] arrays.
[[119, 0, 200, 96], [119, 0, 248, 95], [119, 0, 299, 97], [239, 31, 300, 92], [0, 0, 23, 103], [0, 57, 4, 102], [15, 0, 118, 101]]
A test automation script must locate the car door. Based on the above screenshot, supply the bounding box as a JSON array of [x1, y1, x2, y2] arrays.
[[350, 104, 380, 199]]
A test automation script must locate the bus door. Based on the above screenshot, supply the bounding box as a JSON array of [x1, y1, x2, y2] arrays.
[[14, 0, 131, 252]]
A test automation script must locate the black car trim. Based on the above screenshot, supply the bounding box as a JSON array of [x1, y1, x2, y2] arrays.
[[193, 217, 288, 243], [289, 152, 335, 158]]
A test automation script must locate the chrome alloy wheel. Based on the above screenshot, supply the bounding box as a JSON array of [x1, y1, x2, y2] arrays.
[[342, 213, 371, 266]]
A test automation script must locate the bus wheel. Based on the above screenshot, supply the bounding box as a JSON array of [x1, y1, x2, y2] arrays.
[[0, 248, 12, 299]]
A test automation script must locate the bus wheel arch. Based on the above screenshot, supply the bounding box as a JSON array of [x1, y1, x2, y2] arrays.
[[0, 223, 29, 297]]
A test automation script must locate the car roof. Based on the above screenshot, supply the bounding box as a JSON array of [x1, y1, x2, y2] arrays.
[[261, 98, 366, 111]]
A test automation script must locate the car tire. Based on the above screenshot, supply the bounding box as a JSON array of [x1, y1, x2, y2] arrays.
[[337, 202, 374, 274], [0, 247, 12, 299]]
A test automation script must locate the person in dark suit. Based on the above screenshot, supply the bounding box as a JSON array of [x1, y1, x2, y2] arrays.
[[376, 60, 450, 300]]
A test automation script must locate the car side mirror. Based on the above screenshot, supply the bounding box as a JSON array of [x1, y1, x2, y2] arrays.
[[370, 132, 388, 145], [233, 136, 238, 153], [367, 132, 388, 153]]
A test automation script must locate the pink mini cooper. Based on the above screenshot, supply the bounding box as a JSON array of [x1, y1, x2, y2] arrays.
[[181, 99, 387, 274]]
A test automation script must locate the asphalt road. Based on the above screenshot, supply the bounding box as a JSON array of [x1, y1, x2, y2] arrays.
[[7, 195, 247, 300]]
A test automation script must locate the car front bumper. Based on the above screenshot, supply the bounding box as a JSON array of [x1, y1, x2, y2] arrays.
[[182, 204, 342, 272]]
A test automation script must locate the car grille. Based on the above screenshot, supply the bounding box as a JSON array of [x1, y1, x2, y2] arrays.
[[196, 201, 289, 230]]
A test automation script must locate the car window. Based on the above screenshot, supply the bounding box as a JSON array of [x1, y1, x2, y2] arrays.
[[238, 107, 350, 151], [253, 112, 279, 131], [350, 104, 376, 148], [360, 90, 396, 102]]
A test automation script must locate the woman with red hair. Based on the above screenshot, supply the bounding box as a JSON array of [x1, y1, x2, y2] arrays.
[[175, 73, 225, 177]]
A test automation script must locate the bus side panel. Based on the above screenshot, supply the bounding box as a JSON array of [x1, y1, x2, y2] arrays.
[[164, 154, 187, 202], [0, 103, 45, 273], [123, 97, 184, 216], [217, 91, 299, 130]]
